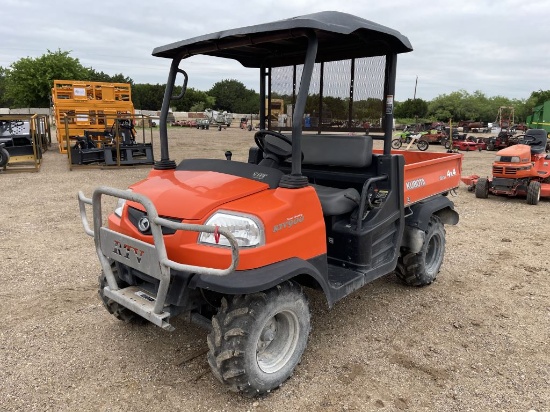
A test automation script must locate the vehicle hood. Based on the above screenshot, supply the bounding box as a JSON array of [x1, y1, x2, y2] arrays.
[[127, 170, 270, 220], [496, 144, 531, 161]]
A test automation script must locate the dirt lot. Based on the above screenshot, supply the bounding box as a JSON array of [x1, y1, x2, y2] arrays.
[[1, 127, 548, 412]]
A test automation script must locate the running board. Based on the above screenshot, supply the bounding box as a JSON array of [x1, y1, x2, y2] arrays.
[[327, 263, 392, 303], [103, 286, 174, 331]]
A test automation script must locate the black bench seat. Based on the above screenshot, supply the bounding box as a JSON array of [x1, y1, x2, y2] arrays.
[[300, 134, 372, 215]]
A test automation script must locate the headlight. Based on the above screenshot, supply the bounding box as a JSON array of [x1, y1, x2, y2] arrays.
[[199, 211, 264, 247], [114, 190, 132, 217], [495, 156, 520, 163]]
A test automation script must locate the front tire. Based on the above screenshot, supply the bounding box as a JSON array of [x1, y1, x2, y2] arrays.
[[475, 177, 489, 199], [396, 215, 446, 286], [207, 281, 311, 397], [526, 181, 541, 205]]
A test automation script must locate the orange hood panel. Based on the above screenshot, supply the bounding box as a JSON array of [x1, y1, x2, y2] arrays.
[[128, 170, 270, 220], [496, 144, 531, 160]]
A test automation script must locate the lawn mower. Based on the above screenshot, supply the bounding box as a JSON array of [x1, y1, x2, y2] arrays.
[[445, 135, 486, 151], [461, 129, 550, 204], [486, 129, 518, 151]]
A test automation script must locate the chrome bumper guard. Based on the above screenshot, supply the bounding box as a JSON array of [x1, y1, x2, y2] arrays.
[[78, 187, 239, 331]]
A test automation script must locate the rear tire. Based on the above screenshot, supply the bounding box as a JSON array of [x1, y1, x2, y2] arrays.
[[526, 181, 541, 205], [396, 215, 445, 286], [391, 139, 402, 149], [475, 177, 489, 199], [417, 139, 429, 151], [207, 281, 310, 397], [98, 267, 146, 324]]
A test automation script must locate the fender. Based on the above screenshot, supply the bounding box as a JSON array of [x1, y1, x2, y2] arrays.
[[401, 195, 459, 253], [405, 195, 458, 230], [189, 255, 334, 305]]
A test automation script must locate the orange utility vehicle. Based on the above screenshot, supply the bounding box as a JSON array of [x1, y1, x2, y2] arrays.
[[461, 129, 550, 204], [78, 12, 462, 396]]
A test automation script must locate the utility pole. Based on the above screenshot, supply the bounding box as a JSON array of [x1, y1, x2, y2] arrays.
[[413, 75, 418, 100]]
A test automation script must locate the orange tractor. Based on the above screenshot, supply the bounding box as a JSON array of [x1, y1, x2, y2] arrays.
[[461, 129, 550, 204], [78, 11, 463, 396]]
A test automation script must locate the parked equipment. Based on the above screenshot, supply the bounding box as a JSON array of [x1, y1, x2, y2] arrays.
[[422, 128, 448, 144], [486, 129, 518, 151], [461, 129, 550, 204], [204, 109, 232, 130], [526, 99, 550, 135], [68, 117, 154, 168], [445, 135, 486, 151], [195, 118, 210, 130], [51, 80, 135, 154], [78, 11, 462, 397], [391, 133, 429, 150], [0, 114, 52, 172]]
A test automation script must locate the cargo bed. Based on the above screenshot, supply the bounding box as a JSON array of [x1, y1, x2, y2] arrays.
[[383, 149, 463, 205]]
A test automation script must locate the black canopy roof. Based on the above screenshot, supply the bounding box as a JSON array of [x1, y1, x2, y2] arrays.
[[152, 11, 412, 67]]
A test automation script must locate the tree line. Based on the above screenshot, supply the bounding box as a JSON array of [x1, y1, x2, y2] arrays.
[[0, 50, 258, 114], [1, 50, 549, 124]]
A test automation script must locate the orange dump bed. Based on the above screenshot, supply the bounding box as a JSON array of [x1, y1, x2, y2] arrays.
[[377, 150, 463, 206]]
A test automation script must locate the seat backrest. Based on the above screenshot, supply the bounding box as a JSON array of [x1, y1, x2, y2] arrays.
[[301, 134, 373, 168], [524, 129, 547, 154]]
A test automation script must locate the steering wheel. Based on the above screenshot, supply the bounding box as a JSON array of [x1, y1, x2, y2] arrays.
[[254, 130, 294, 160]]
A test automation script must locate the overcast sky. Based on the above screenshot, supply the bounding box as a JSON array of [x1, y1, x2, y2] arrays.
[[2, 0, 549, 101]]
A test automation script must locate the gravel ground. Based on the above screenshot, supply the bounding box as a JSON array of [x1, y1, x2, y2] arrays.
[[1, 127, 548, 412]]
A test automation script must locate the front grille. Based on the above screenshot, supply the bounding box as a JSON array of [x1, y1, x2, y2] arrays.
[[127, 206, 181, 235], [493, 166, 517, 176]]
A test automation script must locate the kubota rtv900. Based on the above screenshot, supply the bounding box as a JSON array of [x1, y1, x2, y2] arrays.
[[79, 11, 462, 396]]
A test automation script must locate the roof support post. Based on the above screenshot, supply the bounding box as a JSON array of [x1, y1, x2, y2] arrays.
[[279, 30, 318, 189], [383, 53, 397, 155]]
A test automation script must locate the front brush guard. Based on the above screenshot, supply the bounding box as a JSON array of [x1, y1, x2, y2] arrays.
[[78, 187, 239, 330]]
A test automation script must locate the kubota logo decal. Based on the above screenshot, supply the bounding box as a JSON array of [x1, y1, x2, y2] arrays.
[[406, 178, 426, 190], [113, 240, 145, 264], [273, 214, 304, 233]]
